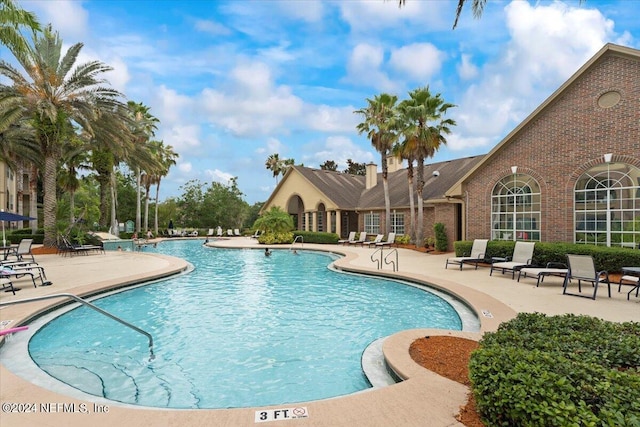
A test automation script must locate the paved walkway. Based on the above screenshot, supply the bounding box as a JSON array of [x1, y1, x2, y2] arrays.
[[1, 238, 638, 427]]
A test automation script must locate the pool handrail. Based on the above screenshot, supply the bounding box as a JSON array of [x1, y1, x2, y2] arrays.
[[384, 248, 399, 272], [0, 293, 155, 360]]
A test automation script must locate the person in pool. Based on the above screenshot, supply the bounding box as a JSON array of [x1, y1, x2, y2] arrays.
[[264, 248, 272, 256]]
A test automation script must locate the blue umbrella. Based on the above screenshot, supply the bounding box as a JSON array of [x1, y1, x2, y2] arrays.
[[0, 210, 35, 247]]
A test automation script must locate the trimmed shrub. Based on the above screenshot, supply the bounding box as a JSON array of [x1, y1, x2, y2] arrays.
[[257, 231, 294, 244], [470, 313, 640, 427], [292, 231, 339, 244], [434, 222, 448, 251]]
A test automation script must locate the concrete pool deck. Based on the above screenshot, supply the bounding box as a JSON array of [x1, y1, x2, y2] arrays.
[[1, 237, 638, 427]]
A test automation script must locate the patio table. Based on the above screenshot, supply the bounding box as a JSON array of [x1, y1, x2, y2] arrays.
[[620, 267, 640, 300]]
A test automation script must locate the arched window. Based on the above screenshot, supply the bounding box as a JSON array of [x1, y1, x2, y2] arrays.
[[491, 174, 541, 241], [574, 162, 640, 247]]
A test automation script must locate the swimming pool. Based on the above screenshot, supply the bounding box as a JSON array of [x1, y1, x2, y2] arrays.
[[26, 240, 477, 409]]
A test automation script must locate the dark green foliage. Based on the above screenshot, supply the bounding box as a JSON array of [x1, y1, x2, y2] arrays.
[[470, 313, 640, 427], [292, 231, 339, 244], [433, 222, 447, 251], [453, 240, 640, 272]]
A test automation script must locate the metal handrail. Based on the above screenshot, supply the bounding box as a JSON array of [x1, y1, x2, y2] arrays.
[[384, 248, 399, 272], [370, 248, 383, 269], [0, 293, 155, 360], [290, 235, 304, 250]]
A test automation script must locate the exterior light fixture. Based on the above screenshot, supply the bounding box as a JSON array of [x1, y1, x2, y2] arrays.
[[604, 153, 613, 163]]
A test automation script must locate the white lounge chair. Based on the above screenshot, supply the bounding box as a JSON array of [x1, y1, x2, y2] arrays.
[[338, 231, 356, 245], [517, 262, 568, 287], [376, 232, 396, 247], [234, 229, 241, 236], [562, 254, 611, 300], [349, 232, 367, 246], [207, 229, 214, 236], [362, 234, 384, 248], [445, 239, 488, 270], [226, 229, 234, 236], [490, 241, 535, 279]]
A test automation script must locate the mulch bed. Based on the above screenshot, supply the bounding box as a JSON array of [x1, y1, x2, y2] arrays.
[[409, 335, 484, 427]]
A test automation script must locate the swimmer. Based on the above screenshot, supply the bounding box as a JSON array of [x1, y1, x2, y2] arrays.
[[264, 248, 272, 256]]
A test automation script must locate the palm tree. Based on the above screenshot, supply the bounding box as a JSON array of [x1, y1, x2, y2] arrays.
[[0, 0, 40, 68], [356, 93, 398, 235], [265, 153, 283, 183], [149, 141, 178, 235], [126, 101, 159, 233], [391, 140, 417, 242], [0, 24, 128, 246], [59, 134, 90, 225], [397, 87, 456, 247]]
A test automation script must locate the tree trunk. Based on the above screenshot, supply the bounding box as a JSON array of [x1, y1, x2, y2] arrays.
[[416, 156, 425, 247], [70, 189, 75, 225], [154, 180, 160, 235], [43, 156, 58, 247], [29, 164, 38, 233], [136, 168, 142, 233], [110, 168, 119, 237], [407, 161, 416, 243], [382, 152, 391, 235]]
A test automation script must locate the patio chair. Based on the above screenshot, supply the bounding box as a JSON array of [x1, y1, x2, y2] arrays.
[[562, 254, 611, 300], [445, 239, 488, 270], [207, 229, 214, 237], [490, 241, 535, 279], [226, 229, 234, 237], [0, 276, 17, 295], [338, 231, 356, 245], [618, 274, 639, 300], [348, 232, 367, 246], [0, 265, 44, 288], [9, 238, 36, 263], [376, 232, 396, 247], [234, 229, 242, 236], [362, 234, 384, 248], [517, 262, 568, 287]]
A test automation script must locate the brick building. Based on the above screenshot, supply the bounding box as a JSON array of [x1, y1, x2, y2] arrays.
[[262, 43, 640, 250]]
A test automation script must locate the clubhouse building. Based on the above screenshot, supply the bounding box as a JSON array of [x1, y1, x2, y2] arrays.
[[261, 43, 640, 250]]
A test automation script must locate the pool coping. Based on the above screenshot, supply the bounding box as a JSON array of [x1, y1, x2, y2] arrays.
[[1, 238, 638, 426]]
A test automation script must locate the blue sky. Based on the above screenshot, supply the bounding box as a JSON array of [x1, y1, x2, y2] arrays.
[[17, 0, 640, 204]]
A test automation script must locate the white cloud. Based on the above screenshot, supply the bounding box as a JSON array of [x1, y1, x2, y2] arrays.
[[389, 43, 444, 81], [303, 135, 375, 169], [24, 0, 89, 41], [344, 43, 396, 92], [304, 105, 359, 133], [205, 169, 235, 184], [194, 19, 232, 36], [457, 54, 479, 80]]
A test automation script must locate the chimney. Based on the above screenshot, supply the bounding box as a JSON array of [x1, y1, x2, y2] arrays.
[[386, 155, 402, 173], [365, 163, 378, 189]]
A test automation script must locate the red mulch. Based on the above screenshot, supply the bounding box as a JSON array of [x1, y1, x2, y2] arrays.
[[409, 335, 484, 427]]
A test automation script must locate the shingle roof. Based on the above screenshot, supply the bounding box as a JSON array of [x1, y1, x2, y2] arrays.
[[289, 155, 484, 211], [358, 155, 484, 209], [293, 166, 365, 209]]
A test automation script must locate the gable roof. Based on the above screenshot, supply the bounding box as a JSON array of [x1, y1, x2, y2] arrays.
[[359, 155, 484, 209], [445, 43, 640, 198], [294, 166, 365, 209]]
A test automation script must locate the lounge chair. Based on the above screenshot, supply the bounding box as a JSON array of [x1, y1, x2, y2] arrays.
[[362, 234, 384, 248], [517, 262, 568, 287], [338, 231, 356, 245], [250, 230, 262, 239], [216, 227, 223, 237], [0, 276, 16, 295], [445, 239, 488, 270], [0, 265, 44, 288], [188, 230, 198, 237], [376, 232, 396, 247], [234, 229, 241, 237], [490, 241, 535, 279], [206, 229, 214, 237], [7, 238, 36, 263], [226, 229, 234, 237], [349, 232, 367, 246], [562, 254, 611, 300]]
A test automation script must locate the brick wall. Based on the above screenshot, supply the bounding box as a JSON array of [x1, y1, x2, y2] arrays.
[[464, 51, 640, 243]]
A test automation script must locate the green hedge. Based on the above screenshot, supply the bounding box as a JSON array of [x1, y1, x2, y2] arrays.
[[6, 230, 44, 244], [292, 231, 339, 244], [453, 240, 640, 273], [470, 313, 640, 427]]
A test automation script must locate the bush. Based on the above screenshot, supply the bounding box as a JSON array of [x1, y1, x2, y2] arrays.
[[433, 222, 448, 251], [292, 231, 339, 244], [453, 240, 640, 272], [470, 313, 640, 427], [395, 234, 411, 244], [257, 231, 294, 244]]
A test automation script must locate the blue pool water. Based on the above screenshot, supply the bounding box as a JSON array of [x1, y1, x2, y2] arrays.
[[28, 240, 471, 409]]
